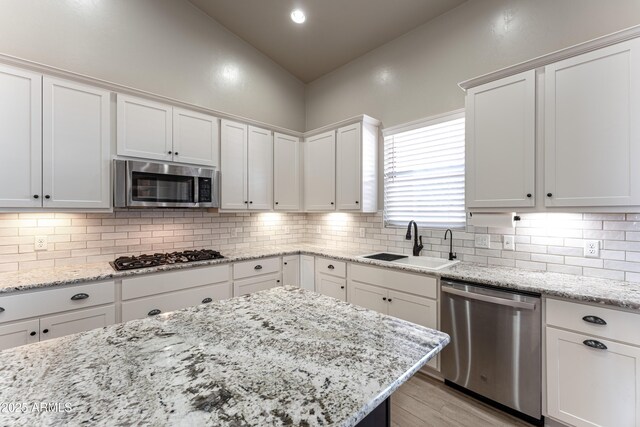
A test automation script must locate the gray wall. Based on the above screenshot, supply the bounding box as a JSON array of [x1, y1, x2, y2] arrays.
[[0, 0, 306, 131], [304, 0, 640, 130]]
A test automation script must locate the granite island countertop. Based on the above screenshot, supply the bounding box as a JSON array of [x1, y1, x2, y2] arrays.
[[1, 243, 640, 310], [0, 287, 449, 426]]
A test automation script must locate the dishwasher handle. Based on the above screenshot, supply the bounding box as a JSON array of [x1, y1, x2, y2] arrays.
[[442, 286, 537, 310]]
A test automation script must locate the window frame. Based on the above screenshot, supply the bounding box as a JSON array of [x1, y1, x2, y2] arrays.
[[382, 109, 466, 230]]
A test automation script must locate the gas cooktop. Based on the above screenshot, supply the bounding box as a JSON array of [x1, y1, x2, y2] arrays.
[[110, 249, 224, 271]]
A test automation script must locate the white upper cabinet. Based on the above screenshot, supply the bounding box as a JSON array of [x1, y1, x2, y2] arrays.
[[273, 132, 301, 211], [336, 123, 362, 210], [304, 130, 336, 211], [118, 96, 218, 167], [0, 65, 42, 208], [466, 70, 536, 208], [247, 125, 273, 210], [220, 119, 248, 210], [117, 95, 172, 162], [545, 38, 640, 207], [172, 108, 219, 167], [42, 77, 111, 208]]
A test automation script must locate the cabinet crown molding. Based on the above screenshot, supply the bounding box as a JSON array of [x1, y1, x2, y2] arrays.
[[459, 24, 640, 91]]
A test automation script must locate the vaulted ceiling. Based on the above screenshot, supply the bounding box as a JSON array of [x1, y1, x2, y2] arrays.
[[188, 0, 467, 82]]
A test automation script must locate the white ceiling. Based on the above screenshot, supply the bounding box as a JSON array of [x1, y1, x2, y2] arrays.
[[188, 0, 467, 83]]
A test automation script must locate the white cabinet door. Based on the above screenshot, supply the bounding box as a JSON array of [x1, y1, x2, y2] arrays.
[[466, 70, 536, 208], [220, 120, 248, 209], [546, 327, 640, 427], [42, 77, 111, 208], [247, 126, 273, 210], [388, 289, 439, 369], [336, 123, 362, 210], [0, 65, 42, 208], [349, 281, 387, 313], [233, 274, 280, 297], [40, 305, 115, 341], [545, 39, 640, 207], [0, 319, 39, 351], [282, 255, 300, 287], [172, 108, 219, 167], [316, 273, 346, 301], [117, 95, 172, 161], [273, 133, 301, 211], [300, 255, 315, 291], [304, 131, 336, 211]]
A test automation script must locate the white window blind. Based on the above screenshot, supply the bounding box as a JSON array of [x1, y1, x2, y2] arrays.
[[384, 112, 465, 229]]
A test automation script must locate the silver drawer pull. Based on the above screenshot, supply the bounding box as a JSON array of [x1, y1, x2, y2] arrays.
[[148, 309, 161, 316], [254, 265, 263, 270], [202, 298, 213, 304], [327, 265, 335, 270], [71, 293, 89, 301], [582, 315, 607, 325], [583, 339, 607, 350]]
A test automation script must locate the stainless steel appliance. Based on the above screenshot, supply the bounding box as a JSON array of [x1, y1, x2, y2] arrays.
[[441, 280, 543, 425], [114, 159, 219, 208], [110, 249, 224, 271]]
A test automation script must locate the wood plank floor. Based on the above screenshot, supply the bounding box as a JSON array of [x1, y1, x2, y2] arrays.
[[390, 374, 533, 427]]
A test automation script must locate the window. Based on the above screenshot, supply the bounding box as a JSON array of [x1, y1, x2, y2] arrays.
[[383, 111, 465, 229]]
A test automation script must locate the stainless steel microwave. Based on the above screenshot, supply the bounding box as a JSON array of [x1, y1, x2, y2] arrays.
[[114, 160, 219, 208]]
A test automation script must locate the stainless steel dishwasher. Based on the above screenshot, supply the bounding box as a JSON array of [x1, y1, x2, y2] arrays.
[[441, 279, 543, 425]]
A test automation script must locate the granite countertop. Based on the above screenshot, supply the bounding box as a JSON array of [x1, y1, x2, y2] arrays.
[[1, 243, 640, 310], [0, 287, 449, 426]]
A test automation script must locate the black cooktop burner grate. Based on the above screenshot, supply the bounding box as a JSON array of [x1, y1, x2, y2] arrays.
[[111, 249, 224, 271]]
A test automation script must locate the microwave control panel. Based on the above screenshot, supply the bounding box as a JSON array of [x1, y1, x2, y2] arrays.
[[199, 177, 212, 203]]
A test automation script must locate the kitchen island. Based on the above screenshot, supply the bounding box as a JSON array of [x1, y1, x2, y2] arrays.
[[0, 287, 449, 426]]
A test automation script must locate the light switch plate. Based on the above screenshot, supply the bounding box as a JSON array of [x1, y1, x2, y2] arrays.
[[503, 235, 515, 251], [475, 234, 491, 249], [35, 235, 48, 251]]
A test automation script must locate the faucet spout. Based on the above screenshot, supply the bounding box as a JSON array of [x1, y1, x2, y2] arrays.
[[444, 229, 457, 261], [406, 221, 423, 256]]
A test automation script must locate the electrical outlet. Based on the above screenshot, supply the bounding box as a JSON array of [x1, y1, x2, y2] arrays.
[[475, 234, 491, 249], [35, 235, 48, 251], [359, 228, 365, 238], [503, 235, 515, 251], [584, 240, 600, 258], [316, 225, 321, 234], [284, 226, 290, 234]]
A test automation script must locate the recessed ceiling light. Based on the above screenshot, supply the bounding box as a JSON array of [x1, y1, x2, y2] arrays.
[[290, 9, 306, 24]]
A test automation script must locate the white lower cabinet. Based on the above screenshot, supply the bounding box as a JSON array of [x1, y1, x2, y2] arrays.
[[546, 327, 640, 427], [546, 298, 640, 427], [316, 273, 347, 301], [0, 319, 40, 351], [122, 283, 230, 322], [300, 255, 315, 291], [348, 264, 439, 370], [40, 305, 115, 341], [233, 274, 281, 297], [282, 255, 300, 287]]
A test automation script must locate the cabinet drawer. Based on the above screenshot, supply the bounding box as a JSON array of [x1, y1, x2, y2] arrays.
[[546, 298, 640, 346], [122, 264, 230, 300], [350, 264, 437, 299], [122, 282, 231, 322], [234, 273, 281, 297], [233, 257, 281, 280], [316, 257, 346, 278], [0, 281, 115, 323]]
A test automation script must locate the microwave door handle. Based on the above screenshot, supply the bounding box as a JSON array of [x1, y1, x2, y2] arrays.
[[194, 176, 199, 205]]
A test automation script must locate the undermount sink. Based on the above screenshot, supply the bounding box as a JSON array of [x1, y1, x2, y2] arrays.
[[360, 252, 459, 270]]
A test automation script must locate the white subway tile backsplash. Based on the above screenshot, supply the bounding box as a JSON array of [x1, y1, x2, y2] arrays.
[[2, 210, 640, 283]]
